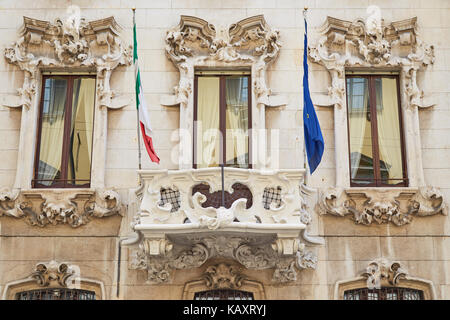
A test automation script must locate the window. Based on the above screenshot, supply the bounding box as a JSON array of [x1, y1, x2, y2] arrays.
[[193, 72, 251, 169], [15, 288, 96, 300], [33, 75, 96, 188], [346, 75, 407, 186], [344, 287, 423, 300], [194, 289, 254, 300]]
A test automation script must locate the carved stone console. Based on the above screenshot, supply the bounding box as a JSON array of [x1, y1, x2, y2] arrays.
[[317, 187, 447, 226], [3, 12, 132, 189], [309, 16, 435, 188], [162, 15, 287, 169], [129, 168, 322, 283], [0, 188, 123, 227]]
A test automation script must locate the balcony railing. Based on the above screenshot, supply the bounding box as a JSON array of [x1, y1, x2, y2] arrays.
[[129, 167, 321, 284]]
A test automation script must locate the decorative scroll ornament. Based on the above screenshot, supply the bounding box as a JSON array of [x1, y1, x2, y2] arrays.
[[0, 188, 123, 227], [204, 263, 245, 289], [31, 260, 77, 287], [163, 15, 284, 109], [309, 16, 435, 110], [362, 259, 407, 289], [317, 187, 447, 226], [3, 14, 132, 110], [130, 234, 317, 284]]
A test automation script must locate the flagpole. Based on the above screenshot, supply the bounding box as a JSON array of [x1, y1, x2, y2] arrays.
[[303, 7, 309, 186], [133, 7, 142, 170]]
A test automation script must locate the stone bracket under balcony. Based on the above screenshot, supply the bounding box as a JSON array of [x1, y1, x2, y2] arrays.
[[129, 168, 322, 283]]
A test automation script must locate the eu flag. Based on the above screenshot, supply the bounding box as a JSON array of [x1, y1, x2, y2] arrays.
[[303, 18, 324, 174]]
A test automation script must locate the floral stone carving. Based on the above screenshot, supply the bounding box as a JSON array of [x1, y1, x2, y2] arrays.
[[0, 188, 123, 227], [31, 260, 78, 287], [203, 263, 245, 289], [317, 187, 447, 226], [130, 234, 317, 284], [362, 259, 407, 289]]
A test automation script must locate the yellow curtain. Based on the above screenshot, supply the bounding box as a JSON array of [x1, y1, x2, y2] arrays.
[[68, 78, 95, 184], [37, 79, 67, 185], [225, 77, 248, 167], [348, 78, 372, 180], [197, 77, 220, 168], [376, 78, 403, 182]]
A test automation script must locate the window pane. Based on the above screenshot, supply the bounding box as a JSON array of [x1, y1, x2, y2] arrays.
[[196, 77, 221, 168], [347, 77, 374, 184], [67, 78, 95, 185], [375, 77, 404, 184], [225, 76, 248, 168], [36, 78, 68, 186]]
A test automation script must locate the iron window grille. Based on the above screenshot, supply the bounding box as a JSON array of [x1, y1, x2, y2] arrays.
[[343, 287, 424, 300], [262, 186, 282, 210], [194, 289, 254, 300], [159, 188, 181, 212], [15, 288, 96, 300]]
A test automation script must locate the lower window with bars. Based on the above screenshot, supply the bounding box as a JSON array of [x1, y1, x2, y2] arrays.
[[194, 289, 254, 300], [344, 287, 424, 300], [15, 288, 96, 300]]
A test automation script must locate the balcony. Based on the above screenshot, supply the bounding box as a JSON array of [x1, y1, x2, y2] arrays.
[[129, 167, 321, 283]]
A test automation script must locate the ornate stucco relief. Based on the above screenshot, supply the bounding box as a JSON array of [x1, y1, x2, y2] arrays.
[[3, 14, 132, 189], [130, 234, 317, 284], [129, 167, 321, 284], [309, 16, 435, 189], [0, 188, 123, 227], [334, 258, 437, 299], [317, 187, 446, 226], [161, 15, 286, 169]]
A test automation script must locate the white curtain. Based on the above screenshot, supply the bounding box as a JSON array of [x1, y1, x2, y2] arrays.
[[197, 77, 220, 167]]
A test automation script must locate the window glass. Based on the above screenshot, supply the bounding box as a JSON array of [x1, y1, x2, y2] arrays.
[[347, 77, 374, 184], [375, 77, 403, 185], [346, 75, 406, 186], [196, 77, 220, 168], [34, 76, 95, 187], [68, 78, 95, 185], [225, 76, 249, 168], [36, 77, 68, 186]]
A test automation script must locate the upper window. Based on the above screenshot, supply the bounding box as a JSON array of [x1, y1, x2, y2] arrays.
[[344, 287, 423, 300], [193, 72, 251, 169], [33, 75, 96, 188], [346, 75, 407, 187]]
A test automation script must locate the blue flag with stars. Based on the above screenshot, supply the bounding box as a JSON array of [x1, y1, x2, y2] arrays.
[[303, 17, 324, 174]]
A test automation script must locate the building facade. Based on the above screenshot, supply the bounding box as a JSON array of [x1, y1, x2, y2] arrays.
[[0, 0, 449, 300]]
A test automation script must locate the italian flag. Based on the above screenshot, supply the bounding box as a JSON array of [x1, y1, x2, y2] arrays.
[[133, 16, 160, 163]]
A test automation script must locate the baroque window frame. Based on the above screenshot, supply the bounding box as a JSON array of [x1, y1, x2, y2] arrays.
[[310, 16, 447, 226], [162, 15, 287, 170], [2, 15, 132, 190]]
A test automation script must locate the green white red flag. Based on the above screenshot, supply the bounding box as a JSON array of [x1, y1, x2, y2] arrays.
[[133, 15, 160, 163]]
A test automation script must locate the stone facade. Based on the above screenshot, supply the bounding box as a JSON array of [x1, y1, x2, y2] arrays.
[[0, 0, 449, 300]]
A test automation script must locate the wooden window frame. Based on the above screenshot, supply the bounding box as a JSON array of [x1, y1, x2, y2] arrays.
[[193, 73, 252, 169], [33, 75, 96, 188], [345, 74, 408, 187]]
